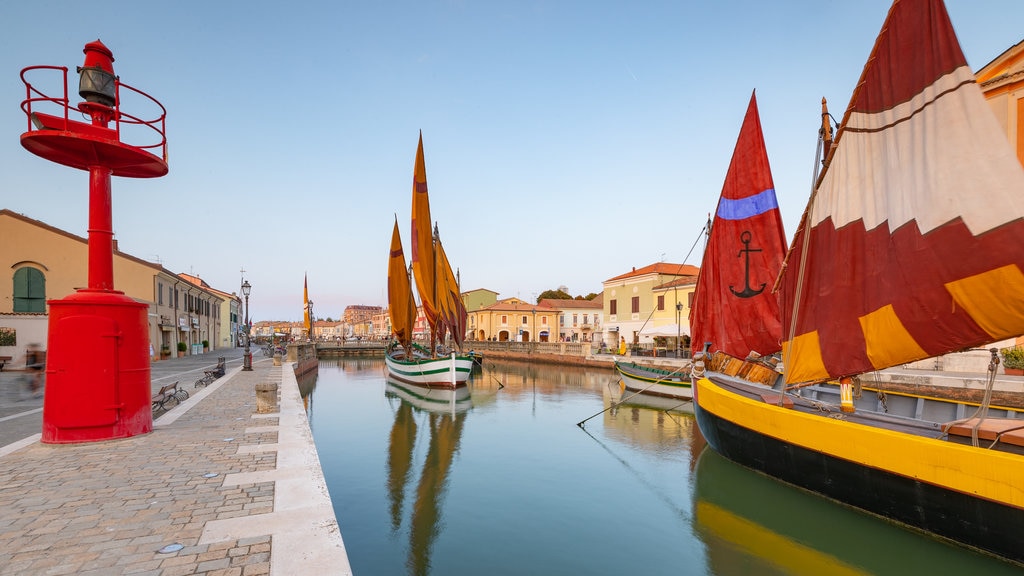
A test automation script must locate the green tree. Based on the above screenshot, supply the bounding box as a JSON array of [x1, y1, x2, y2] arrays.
[[537, 289, 572, 303]]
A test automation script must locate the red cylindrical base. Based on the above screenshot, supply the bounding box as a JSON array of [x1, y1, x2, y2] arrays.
[[41, 290, 152, 443]]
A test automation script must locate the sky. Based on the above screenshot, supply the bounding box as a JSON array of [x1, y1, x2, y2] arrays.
[[3, 1, 1022, 322]]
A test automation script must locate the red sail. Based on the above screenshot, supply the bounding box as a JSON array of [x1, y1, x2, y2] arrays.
[[778, 0, 1024, 383], [690, 92, 788, 358]]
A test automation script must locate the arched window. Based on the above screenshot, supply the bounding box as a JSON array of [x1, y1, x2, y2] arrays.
[[13, 267, 45, 313]]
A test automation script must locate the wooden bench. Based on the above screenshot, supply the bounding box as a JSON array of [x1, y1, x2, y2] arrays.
[[196, 357, 227, 388], [152, 381, 188, 410], [0, 356, 11, 371]]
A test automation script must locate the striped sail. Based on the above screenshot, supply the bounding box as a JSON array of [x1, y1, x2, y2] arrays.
[[779, 0, 1024, 384], [690, 92, 788, 359]]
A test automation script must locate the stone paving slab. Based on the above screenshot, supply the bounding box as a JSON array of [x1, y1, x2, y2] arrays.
[[0, 353, 350, 575]]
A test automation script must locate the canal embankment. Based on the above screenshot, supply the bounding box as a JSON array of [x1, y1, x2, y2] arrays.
[[0, 349, 349, 575]]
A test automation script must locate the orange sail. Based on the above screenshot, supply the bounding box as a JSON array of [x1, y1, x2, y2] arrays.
[[410, 132, 438, 334], [388, 218, 418, 350], [777, 0, 1024, 384], [434, 234, 467, 348], [303, 273, 311, 337]]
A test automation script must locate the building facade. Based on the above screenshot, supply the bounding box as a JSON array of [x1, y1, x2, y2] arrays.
[[1, 210, 230, 361], [601, 262, 700, 349]]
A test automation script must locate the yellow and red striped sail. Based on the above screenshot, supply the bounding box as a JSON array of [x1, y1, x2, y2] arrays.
[[388, 218, 417, 350], [410, 132, 438, 332], [778, 0, 1024, 384]]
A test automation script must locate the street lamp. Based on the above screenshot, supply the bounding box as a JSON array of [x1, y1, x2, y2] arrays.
[[676, 302, 683, 358], [242, 280, 252, 371]]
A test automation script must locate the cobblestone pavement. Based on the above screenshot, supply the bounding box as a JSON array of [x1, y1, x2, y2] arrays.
[[0, 350, 349, 575]]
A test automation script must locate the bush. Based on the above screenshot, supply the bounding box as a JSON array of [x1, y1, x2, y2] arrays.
[[202, 340, 209, 348], [1001, 347, 1024, 369], [177, 341, 187, 352]]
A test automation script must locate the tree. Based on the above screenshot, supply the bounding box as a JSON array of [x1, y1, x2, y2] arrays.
[[537, 289, 571, 303]]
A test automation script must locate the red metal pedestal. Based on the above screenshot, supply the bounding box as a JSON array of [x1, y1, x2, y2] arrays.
[[42, 291, 152, 443], [20, 41, 168, 444]]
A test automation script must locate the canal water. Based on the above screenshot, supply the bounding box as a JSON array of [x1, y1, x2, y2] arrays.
[[304, 358, 1020, 576]]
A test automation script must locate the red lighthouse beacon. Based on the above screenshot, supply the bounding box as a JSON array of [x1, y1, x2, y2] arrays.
[[19, 40, 168, 443]]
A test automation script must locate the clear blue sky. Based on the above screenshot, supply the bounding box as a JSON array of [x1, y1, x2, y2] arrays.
[[3, 1, 1021, 321]]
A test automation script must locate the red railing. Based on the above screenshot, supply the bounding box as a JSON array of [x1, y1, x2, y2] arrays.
[[20, 65, 167, 163]]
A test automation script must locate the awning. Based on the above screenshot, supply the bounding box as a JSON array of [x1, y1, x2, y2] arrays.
[[639, 323, 689, 337]]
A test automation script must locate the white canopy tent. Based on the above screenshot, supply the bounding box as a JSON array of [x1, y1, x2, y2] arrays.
[[639, 323, 690, 339]]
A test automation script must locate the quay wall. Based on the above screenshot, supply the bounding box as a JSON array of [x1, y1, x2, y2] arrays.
[[287, 342, 319, 375]]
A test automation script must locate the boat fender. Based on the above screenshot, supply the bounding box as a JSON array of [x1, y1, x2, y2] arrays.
[[839, 376, 855, 413]]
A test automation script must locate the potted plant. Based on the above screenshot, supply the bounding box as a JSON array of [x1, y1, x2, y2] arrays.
[[202, 339, 210, 353], [160, 345, 171, 360], [1001, 346, 1024, 375], [176, 341, 187, 358]]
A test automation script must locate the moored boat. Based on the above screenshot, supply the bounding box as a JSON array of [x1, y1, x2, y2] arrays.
[[691, 0, 1024, 565], [385, 133, 473, 390], [613, 360, 692, 402]]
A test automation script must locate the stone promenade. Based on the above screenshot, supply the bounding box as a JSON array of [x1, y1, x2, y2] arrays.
[[0, 350, 350, 575]]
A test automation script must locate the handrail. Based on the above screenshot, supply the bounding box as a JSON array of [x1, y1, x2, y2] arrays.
[[18, 65, 167, 162]]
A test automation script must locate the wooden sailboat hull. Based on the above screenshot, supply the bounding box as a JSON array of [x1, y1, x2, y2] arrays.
[[385, 352, 474, 390], [692, 375, 1024, 565], [614, 361, 692, 401]]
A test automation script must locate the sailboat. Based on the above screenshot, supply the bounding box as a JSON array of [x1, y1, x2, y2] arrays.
[[691, 0, 1024, 564], [385, 133, 474, 390]]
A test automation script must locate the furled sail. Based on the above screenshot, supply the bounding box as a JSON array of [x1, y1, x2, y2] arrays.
[[388, 218, 418, 350], [778, 0, 1024, 384], [690, 91, 788, 359]]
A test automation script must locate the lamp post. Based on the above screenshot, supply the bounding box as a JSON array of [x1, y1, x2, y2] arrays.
[[242, 280, 252, 371], [676, 302, 683, 359]]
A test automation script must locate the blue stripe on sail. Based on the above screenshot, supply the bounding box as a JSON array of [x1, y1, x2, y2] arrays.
[[716, 189, 778, 220]]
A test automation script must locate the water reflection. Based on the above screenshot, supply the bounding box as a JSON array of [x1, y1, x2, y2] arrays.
[[385, 377, 472, 575], [310, 359, 1020, 575], [692, 446, 1021, 575]]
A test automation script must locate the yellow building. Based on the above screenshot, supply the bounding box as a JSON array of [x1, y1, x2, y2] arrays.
[[468, 297, 556, 342], [601, 262, 700, 350], [977, 39, 1024, 166], [1, 209, 225, 361]]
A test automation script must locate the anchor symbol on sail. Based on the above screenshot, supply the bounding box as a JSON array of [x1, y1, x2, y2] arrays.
[[729, 230, 766, 298]]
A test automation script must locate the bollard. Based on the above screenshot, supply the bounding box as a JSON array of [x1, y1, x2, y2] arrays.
[[273, 353, 282, 366], [255, 381, 279, 414]]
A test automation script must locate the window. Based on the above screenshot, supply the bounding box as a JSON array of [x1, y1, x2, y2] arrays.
[[158, 282, 164, 305], [657, 295, 665, 311], [583, 314, 589, 325], [631, 296, 640, 314], [501, 315, 507, 325], [522, 315, 528, 325], [13, 267, 45, 313], [573, 314, 578, 326], [610, 300, 617, 315], [542, 316, 548, 326]]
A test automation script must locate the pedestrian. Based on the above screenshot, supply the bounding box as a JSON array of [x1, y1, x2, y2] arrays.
[[24, 343, 45, 397], [618, 337, 626, 355]]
